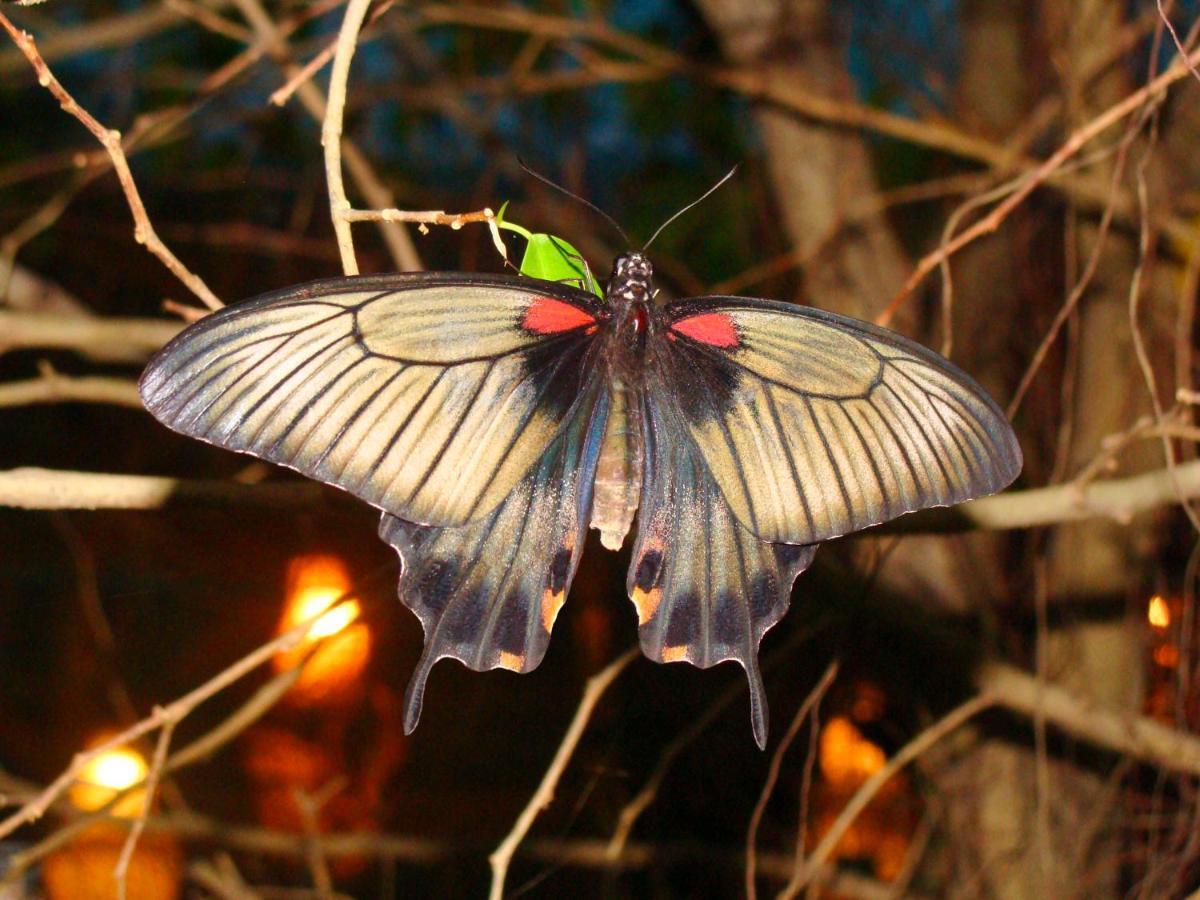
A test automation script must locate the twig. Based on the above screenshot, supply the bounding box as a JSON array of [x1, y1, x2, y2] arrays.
[[0, 2, 212, 76], [231, 0, 420, 272], [0, 310, 180, 358], [269, 0, 397, 107], [0, 369, 142, 409], [321, 0, 374, 275], [114, 720, 175, 900], [745, 662, 837, 900], [944, 458, 1200, 530], [136, 818, 912, 899], [293, 786, 337, 900], [979, 662, 1200, 776], [0, 10, 223, 310], [778, 694, 995, 897], [0, 467, 331, 510], [5, 660, 311, 883], [413, 3, 1193, 247], [341, 207, 494, 228], [876, 36, 1200, 327], [0, 610, 321, 840], [488, 647, 639, 900]]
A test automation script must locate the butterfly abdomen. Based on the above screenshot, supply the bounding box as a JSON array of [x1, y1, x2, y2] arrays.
[[590, 376, 643, 551]]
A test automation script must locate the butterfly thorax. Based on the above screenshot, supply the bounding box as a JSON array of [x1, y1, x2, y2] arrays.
[[607, 252, 655, 369], [590, 252, 654, 551]]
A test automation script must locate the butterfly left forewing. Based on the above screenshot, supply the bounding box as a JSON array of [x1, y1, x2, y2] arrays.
[[380, 380, 610, 733], [660, 296, 1022, 544], [139, 274, 605, 527], [629, 394, 816, 750]]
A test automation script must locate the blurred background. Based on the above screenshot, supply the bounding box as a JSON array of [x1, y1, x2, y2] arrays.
[[1, 0, 1198, 896]]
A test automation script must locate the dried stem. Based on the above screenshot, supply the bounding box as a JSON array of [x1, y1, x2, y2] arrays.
[[321, 0, 374, 275], [488, 648, 639, 900], [114, 720, 175, 900], [778, 695, 995, 897], [877, 37, 1200, 327], [0, 10, 223, 310], [745, 662, 838, 900]]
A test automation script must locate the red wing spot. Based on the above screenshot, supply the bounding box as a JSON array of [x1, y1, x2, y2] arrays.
[[670, 312, 739, 348], [523, 297, 596, 335]]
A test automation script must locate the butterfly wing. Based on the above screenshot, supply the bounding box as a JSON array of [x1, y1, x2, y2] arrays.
[[660, 296, 1022, 543], [630, 393, 816, 750], [380, 380, 610, 732], [139, 273, 605, 526]]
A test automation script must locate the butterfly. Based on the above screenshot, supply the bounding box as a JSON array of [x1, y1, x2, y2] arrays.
[[139, 250, 1021, 748]]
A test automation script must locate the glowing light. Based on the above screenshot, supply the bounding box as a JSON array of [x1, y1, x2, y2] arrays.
[[1154, 643, 1180, 669], [820, 716, 886, 789], [69, 742, 148, 818], [274, 555, 371, 704], [1148, 595, 1171, 629]]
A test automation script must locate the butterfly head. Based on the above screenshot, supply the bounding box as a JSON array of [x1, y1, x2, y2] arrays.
[[608, 252, 654, 305]]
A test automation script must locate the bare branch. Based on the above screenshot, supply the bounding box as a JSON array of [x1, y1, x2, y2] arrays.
[[321, 0, 373, 275], [878, 38, 1200, 326], [0, 371, 142, 409], [0, 310, 179, 359], [488, 648, 639, 900], [0, 467, 329, 510], [779, 695, 995, 897], [0, 11, 223, 310], [981, 662, 1200, 777]]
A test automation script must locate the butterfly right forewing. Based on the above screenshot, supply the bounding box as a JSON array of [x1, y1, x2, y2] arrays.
[[659, 296, 1022, 544]]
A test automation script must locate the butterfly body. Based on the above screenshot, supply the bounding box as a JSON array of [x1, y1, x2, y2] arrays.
[[140, 252, 1021, 748]]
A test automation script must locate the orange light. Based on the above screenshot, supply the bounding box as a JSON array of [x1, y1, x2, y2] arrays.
[[1153, 643, 1180, 669], [1148, 595, 1171, 629], [819, 716, 886, 789], [68, 742, 147, 818], [274, 555, 371, 704]]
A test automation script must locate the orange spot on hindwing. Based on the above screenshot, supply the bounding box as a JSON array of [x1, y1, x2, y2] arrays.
[[669, 312, 739, 347], [498, 650, 525, 671], [523, 297, 596, 334], [541, 588, 566, 632], [661, 645, 688, 663], [631, 587, 662, 626]]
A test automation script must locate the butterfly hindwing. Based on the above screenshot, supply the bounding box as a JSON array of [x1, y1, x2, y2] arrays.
[[139, 274, 604, 526], [630, 395, 817, 750], [380, 381, 610, 733], [662, 297, 1023, 544]]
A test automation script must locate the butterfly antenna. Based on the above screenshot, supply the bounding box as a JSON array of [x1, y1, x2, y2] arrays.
[[518, 157, 630, 247], [642, 165, 739, 251]]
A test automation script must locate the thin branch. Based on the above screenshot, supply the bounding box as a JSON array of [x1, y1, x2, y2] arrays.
[[0, 369, 142, 409], [230, 0, 420, 272], [114, 720, 174, 900], [0, 310, 180, 359], [5, 660, 310, 883], [413, 3, 1193, 248], [778, 695, 996, 897], [745, 662, 838, 900], [0, 10, 223, 310], [980, 662, 1200, 776], [876, 36, 1200, 327], [0, 468, 331, 510], [488, 648, 639, 900], [321, 0, 373, 275], [0, 609, 324, 840], [341, 207, 495, 228], [269, 0, 397, 107]]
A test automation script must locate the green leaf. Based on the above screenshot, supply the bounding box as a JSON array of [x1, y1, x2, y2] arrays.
[[519, 233, 600, 297]]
